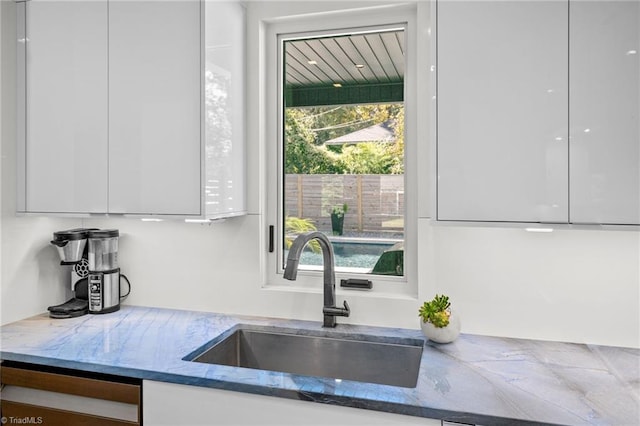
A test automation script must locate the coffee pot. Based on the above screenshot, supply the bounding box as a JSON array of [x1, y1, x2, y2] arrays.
[[87, 229, 130, 314]]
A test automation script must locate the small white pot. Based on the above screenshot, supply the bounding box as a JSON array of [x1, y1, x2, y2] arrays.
[[420, 310, 461, 343]]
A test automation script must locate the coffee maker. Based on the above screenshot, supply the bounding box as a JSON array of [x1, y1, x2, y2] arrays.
[[49, 228, 130, 318], [87, 229, 129, 314], [49, 229, 94, 318]]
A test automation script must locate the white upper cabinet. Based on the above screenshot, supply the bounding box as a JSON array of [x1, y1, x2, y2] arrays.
[[17, 0, 246, 219], [437, 0, 639, 226], [204, 1, 246, 218], [108, 0, 201, 215], [18, 0, 109, 214], [569, 1, 640, 225], [437, 0, 569, 223]]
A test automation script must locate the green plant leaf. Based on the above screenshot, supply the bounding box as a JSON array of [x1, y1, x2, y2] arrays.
[[418, 294, 452, 328], [284, 216, 321, 253]]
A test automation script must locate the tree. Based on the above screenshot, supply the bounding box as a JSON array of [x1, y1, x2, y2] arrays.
[[306, 104, 397, 145], [283, 104, 404, 175], [284, 109, 338, 174], [388, 107, 405, 174], [338, 142, 395, 174]]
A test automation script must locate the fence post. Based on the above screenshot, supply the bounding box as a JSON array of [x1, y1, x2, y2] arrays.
[[297, 175, 303, 217], [357, 175, 363, 232]]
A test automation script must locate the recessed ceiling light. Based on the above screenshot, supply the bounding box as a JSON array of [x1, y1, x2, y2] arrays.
[[626, 50, 637, 56], [355, 64, 365, 69], [333, 83, 342, 88], [307, 60, 318, 65]]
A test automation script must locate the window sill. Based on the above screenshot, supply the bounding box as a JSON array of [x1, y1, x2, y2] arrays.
[[261, 282, 418, 301]]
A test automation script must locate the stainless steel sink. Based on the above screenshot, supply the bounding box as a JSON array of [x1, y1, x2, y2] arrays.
[[184, 325, 424, 388]]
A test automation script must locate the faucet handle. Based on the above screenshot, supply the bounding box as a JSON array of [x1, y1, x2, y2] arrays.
[[342, 300, 350, 317], [323, 300, 350, 318]]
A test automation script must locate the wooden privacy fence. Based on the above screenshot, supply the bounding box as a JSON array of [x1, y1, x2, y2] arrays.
[[284, 174, 404, 234]]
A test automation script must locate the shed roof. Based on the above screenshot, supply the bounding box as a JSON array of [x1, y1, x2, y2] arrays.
[[324, 120, 396, 145]]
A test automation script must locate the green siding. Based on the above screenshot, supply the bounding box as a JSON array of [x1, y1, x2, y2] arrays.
[[285, 81, 404, 107]]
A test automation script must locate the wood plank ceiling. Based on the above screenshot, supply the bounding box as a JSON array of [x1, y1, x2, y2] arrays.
[[284, 29, 405, 107]]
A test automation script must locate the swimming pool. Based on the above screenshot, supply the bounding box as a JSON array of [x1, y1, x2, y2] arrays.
[[292, 239, 397, 271]]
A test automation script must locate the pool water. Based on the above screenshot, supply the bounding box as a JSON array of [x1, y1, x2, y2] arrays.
[[295, 241, 395, 270]]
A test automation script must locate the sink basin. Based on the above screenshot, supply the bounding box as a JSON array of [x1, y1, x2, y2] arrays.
[[183, 325, 424, 388]]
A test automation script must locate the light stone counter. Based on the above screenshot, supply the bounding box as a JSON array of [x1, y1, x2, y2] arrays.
[[1, 305, 638, 425]]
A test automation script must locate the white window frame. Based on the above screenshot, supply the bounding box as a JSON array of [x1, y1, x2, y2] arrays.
[[264, 4, 418, 299]]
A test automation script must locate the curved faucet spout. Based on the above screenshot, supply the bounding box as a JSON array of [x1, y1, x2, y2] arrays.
[[283, 232, 334, 285], [283, 232, 349, 327]]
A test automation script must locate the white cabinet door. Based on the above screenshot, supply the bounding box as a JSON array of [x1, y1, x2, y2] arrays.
[[204, 1, 246, 218], [21, 0, 108, 213], [108, 0, 201, 215], [437, 0, 569, 223], [143, 380, 439, 426], [569, 1, 640, 225]]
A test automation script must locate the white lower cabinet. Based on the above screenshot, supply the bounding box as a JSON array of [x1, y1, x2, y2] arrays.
[[142, 380, 439, 426]]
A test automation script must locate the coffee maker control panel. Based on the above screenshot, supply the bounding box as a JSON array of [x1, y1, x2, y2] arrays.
[[89, 274, 103, 311]]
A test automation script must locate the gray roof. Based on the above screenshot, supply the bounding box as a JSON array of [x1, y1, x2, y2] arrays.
[[324, 120, 396, 145], [284, 29, 405, 107]]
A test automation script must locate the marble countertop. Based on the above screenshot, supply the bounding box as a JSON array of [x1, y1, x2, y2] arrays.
[[1, 306, 638, 425]]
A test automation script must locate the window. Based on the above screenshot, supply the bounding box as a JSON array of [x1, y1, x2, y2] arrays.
[[265, 5, 418, 295], [283, 28, 405, 276]]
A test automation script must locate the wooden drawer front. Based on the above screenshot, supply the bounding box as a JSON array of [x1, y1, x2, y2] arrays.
[[1, 400, 137, 426], [1, 367, 139, 405]]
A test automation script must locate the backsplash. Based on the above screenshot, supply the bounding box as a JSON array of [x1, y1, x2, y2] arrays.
[[2, 210, 638, 348]]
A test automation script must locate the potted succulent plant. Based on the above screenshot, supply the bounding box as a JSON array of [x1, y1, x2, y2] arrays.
[[330, 203, 348, 236], [418, 294, 461, 343]]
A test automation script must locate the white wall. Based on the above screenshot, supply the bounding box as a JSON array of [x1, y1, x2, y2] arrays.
[[1, 0, 638, 348], [431, 225, 639, 345]]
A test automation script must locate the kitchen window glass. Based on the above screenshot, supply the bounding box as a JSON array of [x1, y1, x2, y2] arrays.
[[280, 28, 406, 277]]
